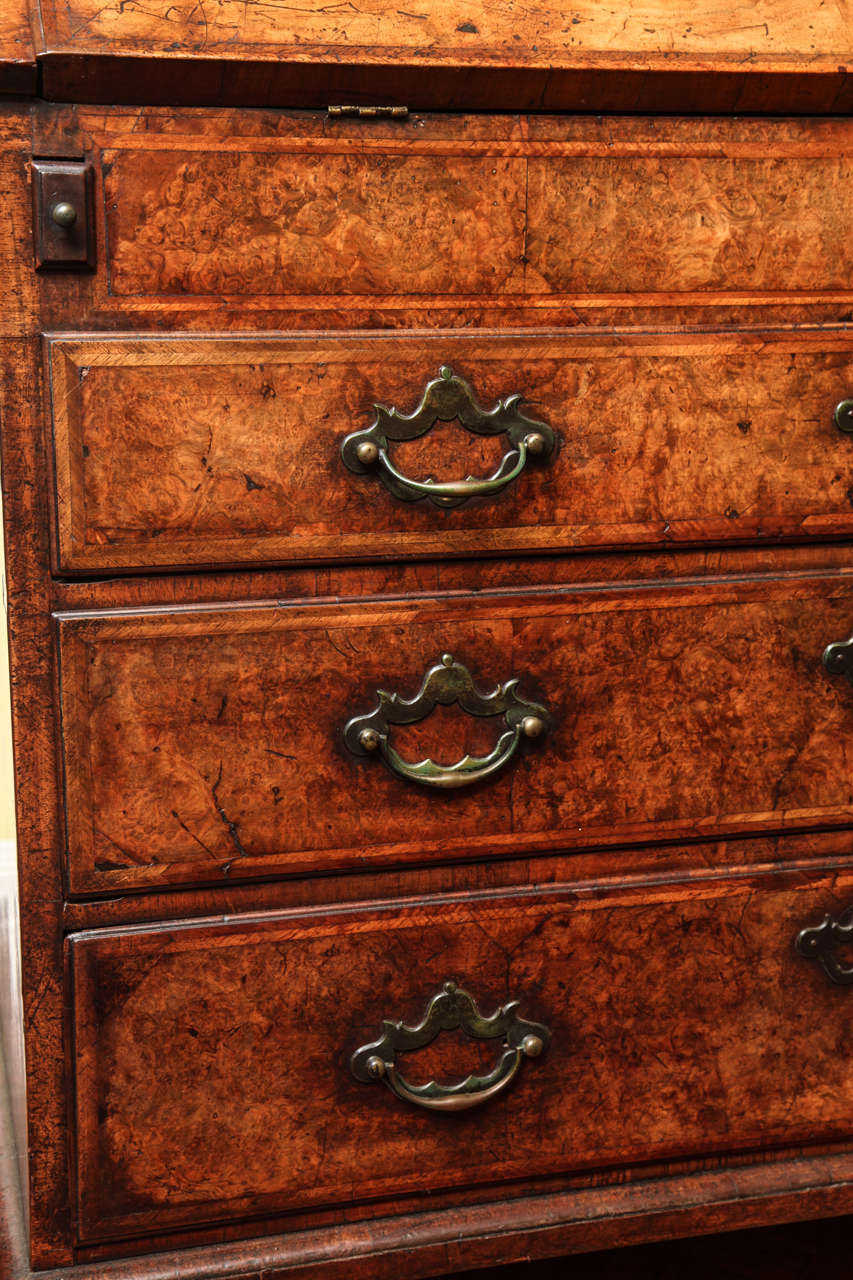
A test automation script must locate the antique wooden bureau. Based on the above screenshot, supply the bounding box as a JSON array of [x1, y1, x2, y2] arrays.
[[5, 4, 853, 1278]]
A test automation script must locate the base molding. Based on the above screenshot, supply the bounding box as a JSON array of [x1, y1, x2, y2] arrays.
[[6, 1150, 853, 1279]]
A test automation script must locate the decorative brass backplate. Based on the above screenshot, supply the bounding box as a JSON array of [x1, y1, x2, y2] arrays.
[[796, 906, 853, 985], [340, 365, 556, 508], [343, 652, 553, 789], [350, 980, 551, 1112]]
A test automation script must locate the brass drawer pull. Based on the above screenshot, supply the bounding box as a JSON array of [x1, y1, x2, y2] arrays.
[[796, 906, 853, 985], [343, 652, 552, 789], [834, 400, 853, 434], [340, 365, 556, 508], [350, 980, 551, 1112], [823, 635, 853, 679]]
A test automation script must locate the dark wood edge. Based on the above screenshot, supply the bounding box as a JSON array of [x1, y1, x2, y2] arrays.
[[7, 1144, 853, 1279], [1, 337, 73, 1267], [0, 69, 38, 98], [0, 1, 38, 98], [35, 55, 853, 115]]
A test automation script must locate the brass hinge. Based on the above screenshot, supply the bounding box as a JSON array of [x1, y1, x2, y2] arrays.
[[327, 105, 409, 119]]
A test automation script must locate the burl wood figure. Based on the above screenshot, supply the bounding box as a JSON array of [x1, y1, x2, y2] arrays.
[[4, 4, 853, 1280]]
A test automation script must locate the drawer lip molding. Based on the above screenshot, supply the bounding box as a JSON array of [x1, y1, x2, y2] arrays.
[[37, 1152, 853, 1276], [56, 572, 853, 895], [29, 2, 853, 114], [68, 868, 853, 1244], [46, 328, 853, 575]]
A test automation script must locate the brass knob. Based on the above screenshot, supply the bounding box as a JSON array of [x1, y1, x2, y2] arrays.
[[521, 1034, 543, 1058], [524, 431, 546, 455], [356, 441, 379, 465], [365, 1055, 386, 1079], [50, 201, 77, 228], [521, 715, 544, 738], [834, 400, 853, 434], [359, 727, 382, 751]]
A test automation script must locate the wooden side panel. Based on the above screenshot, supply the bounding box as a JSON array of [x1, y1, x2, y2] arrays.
[[57, 575, 853, 894], [0, 110, 76, 1269], [69, 870, 853, 1242], [102, 139, 853, 301], [47, 330, 853, 573]]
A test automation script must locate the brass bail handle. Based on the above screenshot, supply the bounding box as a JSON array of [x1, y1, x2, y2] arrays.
[[343, 653, 553, 789], [350, 981, 551, 1112], [341, 366, 557, 509]]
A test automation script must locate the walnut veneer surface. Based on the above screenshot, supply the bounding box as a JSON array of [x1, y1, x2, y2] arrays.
[[5, 6, 853, 1279]]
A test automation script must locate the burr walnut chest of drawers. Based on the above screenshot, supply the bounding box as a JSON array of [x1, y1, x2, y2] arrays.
[[6, 5, 853, 1278]]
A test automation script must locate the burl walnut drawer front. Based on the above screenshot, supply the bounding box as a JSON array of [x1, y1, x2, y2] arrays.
[[69, 873, 853, 1244], [48, 330, 853, 574], [98, 115, 853, 301], [58, 572, 853, 895]]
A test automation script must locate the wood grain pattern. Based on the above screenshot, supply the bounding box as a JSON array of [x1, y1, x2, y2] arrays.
[[31, 2, 853, 112], [48, 543, 853, 614], [47, 330, 853, 573], [526, 157, 853, 295], [0, 116, 36, 339], [0, 337, 74, 1270], [101, 125, 853, 300], [58, 574, 853, 894], [57, 829, 853, 934], [69, 869, 853, 1242], [9, 86, 853, 1275], [0, 0, 37, 96], [28, 110, 853, 331], [39, 0, 853, 60], [104, 147, 525, 298]]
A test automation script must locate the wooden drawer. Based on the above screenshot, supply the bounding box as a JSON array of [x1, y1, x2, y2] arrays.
[[58, 571, 853, 895], [98, 116, 853, 301], [69, 869, 853, 1244], [48, 329, 853, 574]]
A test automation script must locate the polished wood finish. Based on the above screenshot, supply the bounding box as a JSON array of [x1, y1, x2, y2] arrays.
[[99, 121, 853, 301], [31, 161, 96, 273], [5, 80, 853, 1280], [0, 0, 36, 96], [39, 0, 853, 62], [68, 868, 853, 1243], [47, 330, 853, 573], [57, 574, 853, 894], [25, 109, 853, 335], [54, 829, 853, 934], [0, 104, 73, 1271], [28, 1, 853, 112]]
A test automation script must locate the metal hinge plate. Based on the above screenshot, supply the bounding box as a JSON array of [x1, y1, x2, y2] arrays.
[[327, 105, 409, 119]]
